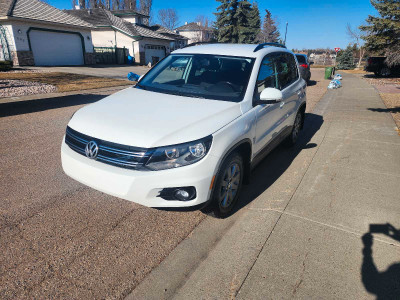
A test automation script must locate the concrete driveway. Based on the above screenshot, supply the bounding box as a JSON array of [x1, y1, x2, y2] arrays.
[[21, 64, 149, 80]]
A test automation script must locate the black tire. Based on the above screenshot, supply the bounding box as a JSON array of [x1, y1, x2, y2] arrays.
[[206, 152, 244, 218], [380, 67, 391, 77], [284, 111, 303, 147]]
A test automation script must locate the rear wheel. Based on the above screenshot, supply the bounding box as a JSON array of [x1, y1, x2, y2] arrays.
[[380, 67, 391, 77], [207, 153, 244, 218], [284, 111, 303, 147]]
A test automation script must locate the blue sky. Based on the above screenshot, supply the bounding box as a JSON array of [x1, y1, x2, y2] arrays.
[[50, 0, 377, 50]]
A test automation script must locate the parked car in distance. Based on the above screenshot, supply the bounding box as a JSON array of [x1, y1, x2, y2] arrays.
[[365, 56, 400, 77], [295, 54, 312, 83], [61, 43, 307, 218]]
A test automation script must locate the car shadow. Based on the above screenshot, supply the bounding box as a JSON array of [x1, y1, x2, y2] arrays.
[[368, 107, 400, 113], [307, 80, 317, 86], [232, 113, 323, 214], [0, 94, 105, 118], [361, 223, 400, 298]]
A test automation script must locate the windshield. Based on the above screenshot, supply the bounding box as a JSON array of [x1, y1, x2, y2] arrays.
[[137, 54, 255, 102]]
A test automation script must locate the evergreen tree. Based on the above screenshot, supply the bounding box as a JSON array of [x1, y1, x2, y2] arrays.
[[359, 0, 400, 66], [214, 0, 239, 43], [248, 1, 261, 43], [259, 9, 280, 43], [337, 46, 355, 70], [235, 0, 253, 43]]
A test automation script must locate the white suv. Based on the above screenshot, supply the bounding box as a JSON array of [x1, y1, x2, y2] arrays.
[[61, 43, 306, 217]]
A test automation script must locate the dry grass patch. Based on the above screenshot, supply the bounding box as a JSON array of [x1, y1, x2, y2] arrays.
[[0, 72, 131, 92], [341, 69, 369, 75], [380, 93, 400, 132]]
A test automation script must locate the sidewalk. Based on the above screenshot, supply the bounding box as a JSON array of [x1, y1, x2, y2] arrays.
[[129, 73, 400, 299]]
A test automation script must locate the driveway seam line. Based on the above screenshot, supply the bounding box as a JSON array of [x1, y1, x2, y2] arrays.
[[246, 208, 400, 248]]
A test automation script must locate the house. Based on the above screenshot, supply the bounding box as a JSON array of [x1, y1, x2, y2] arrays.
[[0, 0, 95, 66], [175, 22, 214, 45], [150, 24, 188, 51], [65, 8, 179, 65]]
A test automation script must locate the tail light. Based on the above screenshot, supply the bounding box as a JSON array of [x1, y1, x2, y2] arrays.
[[300, 64, 308, 68], [368, 58, 372, 65]]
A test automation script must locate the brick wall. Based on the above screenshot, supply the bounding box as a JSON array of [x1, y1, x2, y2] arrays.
[[84, 53, 96, 65], [12, 51, 34, 66]]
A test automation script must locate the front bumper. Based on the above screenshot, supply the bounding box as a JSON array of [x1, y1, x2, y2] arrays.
[[61, 139, 219, 208]]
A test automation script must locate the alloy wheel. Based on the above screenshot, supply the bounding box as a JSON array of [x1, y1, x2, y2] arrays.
[[218, 162, 241, 209]]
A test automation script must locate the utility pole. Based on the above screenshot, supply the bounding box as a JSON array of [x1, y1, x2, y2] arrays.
[[284, 22, 288, 45]]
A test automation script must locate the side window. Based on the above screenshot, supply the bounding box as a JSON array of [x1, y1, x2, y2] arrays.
[[255, 54, 278, 99], [276, 53, 298, 89], [287, 53, 299, 83]]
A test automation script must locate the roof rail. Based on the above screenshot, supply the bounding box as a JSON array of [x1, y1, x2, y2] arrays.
[[253, 43, 286, 52], [183, 42, 217, 48]]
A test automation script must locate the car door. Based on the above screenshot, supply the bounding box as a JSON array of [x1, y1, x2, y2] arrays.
[[278, 53, 304, 129], [253, 53, 287, 155]]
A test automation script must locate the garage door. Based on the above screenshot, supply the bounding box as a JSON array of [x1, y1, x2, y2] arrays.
[[29, 30, 84, 66], [145, 45, 165, 65]]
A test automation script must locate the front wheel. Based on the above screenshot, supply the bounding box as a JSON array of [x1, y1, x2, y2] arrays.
[[207, 153, 244, 218], [284, 111, 303, 147]]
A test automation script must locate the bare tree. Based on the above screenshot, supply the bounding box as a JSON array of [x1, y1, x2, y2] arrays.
[[346, 23, 365, 68], [139, 0, 152, 24], [158, 8, 179, 30], [123, 0, 136, 10], [195, 15, 209, 28]]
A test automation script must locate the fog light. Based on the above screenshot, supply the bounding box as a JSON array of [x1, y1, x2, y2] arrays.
[[157, 186, 196, 201], [174, 189, 190, 201]]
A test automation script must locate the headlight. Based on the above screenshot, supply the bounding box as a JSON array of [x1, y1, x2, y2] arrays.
[[145, 136, 212, 171]]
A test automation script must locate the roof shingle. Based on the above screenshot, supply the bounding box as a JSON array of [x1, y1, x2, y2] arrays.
[[2, 0, 93, 28], [65, 8, 173, 40]]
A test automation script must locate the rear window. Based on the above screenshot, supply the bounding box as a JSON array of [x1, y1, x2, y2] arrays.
[[296, 55, 307, 64]]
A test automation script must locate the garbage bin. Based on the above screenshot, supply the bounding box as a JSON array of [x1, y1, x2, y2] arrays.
[[325, 67, 333, 79]]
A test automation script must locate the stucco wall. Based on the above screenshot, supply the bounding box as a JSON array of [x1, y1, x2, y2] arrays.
[[91, 29, 117, 48], [178, 31, 201, 44]]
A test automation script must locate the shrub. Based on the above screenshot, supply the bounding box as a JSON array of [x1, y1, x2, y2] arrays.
[[0, 60, 13, 71]]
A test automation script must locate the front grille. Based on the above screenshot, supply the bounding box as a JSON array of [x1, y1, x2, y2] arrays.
[[65, 126, 152, 170]]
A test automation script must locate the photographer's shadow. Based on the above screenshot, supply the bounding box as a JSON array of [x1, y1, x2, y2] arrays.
[[361, 224, 400, 299]]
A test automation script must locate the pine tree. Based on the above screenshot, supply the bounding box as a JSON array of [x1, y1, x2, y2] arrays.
[[247, 1, 261, 43], [235, 0, 253, 43], [259, 9, 280, 43], [214, 0, 239, 43], [359, 0, 400, 66], [337, 46, 355, 70]]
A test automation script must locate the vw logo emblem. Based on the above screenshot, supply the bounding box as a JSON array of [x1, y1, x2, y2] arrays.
[[85, 141, 99, 159]]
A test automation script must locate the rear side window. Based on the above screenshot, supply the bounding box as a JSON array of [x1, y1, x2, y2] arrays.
[[276, 53, 299, 90]]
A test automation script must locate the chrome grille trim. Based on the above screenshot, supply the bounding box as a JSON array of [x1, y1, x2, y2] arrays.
[[65, 126, 151, 170]]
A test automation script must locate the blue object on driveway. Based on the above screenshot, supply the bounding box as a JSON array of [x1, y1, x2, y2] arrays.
[[127, 55, 134, 65], [127, 72, 140, 81]]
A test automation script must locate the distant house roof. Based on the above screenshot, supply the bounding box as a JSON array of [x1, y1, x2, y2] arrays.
[[65, 8, 173, 41], [111, 9, 149, 18], [151, 24, 188, 40], [175, 22, 207, 32], [0, 0, 94, 28]]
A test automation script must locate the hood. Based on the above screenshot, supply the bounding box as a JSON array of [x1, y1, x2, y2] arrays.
[[68, 87, 241, 148]]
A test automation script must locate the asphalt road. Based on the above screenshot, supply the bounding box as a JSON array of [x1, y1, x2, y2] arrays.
[[0, 88, 205, 299]]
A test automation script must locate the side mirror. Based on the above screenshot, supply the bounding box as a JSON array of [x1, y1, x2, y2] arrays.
[[257, 88, 283, 105], [127, 72, 140, 81]]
